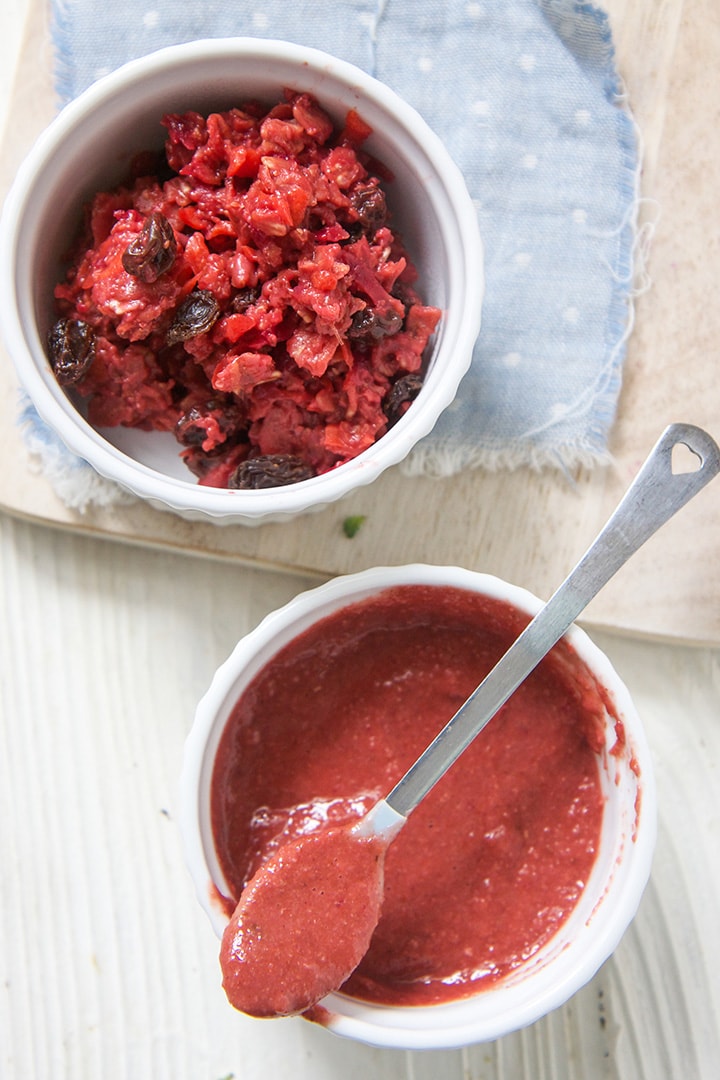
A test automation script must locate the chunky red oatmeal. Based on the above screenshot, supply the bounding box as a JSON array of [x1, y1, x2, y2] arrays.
[[48, 92, 442, 489]]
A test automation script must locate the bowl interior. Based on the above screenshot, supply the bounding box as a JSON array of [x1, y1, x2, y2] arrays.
[[7, 41, 475, 490], [180, 565, 655, 1049]]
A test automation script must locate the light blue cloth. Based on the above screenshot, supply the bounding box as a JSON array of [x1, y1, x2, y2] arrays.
[[28, 0, 637, 504]]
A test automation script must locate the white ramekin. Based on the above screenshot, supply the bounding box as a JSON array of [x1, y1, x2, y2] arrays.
[[179, 564, 656, 1049]]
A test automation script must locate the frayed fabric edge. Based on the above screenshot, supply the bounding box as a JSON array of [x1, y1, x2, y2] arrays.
[[19, 397, 135, 514], [401, 438, 614, 480], [49, 0, 77, 109]]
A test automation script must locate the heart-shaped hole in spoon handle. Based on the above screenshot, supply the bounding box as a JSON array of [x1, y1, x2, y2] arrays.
[[671, 439, 703, 474]]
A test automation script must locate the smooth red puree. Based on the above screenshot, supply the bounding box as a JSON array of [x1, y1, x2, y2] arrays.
[[211, 585, 609, 1010], [220, 823, 386, 1017], [48, 93, 441, 489]]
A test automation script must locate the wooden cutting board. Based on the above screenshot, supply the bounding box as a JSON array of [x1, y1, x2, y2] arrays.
[[2, 0, 718, 645]]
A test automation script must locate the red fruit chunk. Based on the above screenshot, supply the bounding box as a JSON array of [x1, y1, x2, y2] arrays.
[[212, 351, 279, 395]]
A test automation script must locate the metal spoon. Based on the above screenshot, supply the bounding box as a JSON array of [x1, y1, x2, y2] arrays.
[[361, 422, 720, 839]]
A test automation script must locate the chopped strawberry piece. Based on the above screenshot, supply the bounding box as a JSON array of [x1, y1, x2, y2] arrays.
[[286, 328, 340, 377], [212, 351, 279, 395]]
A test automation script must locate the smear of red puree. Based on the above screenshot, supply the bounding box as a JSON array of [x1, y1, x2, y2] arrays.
[[220, 824, 386, 1017], [211, 585, 610, 1011]]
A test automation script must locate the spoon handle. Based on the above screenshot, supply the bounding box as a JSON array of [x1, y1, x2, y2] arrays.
[[384, 423, 720, 820]]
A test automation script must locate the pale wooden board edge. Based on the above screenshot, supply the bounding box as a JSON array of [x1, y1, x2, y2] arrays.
[[2, 0, 719, 647]]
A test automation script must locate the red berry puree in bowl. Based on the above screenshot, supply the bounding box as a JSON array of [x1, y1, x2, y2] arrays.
[[48, 93, 441, 489], [211, 585, 611, 1014]]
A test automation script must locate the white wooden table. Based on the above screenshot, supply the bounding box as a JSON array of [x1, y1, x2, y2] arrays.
[[1, 3, 719, 1078]]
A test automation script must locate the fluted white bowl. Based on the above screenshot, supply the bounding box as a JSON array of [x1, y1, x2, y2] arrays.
[[179, 563, 656, 1048]]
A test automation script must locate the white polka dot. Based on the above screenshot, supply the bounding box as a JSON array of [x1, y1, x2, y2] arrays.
[[472, 197, 483, 212], [143, 9, 160, 29], [550, 402, 570, 420], [572, 208, 588, 225], [575, 108, 592, 127], [563, 306, 580, 324], [521, 153, 538, 170], [252, 12, 269, 29], [502, 352, 523, 368], [466, 2, 484, 17], [357, 12, 374, 28], [471, 99, 490, 117], [518, 54, 536, 72], [417, 56, 434, 73], [514, 251, 532, 268]]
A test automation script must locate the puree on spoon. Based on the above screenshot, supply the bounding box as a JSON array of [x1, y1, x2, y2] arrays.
[[220, 823, 387, 1017], [212, 585, 608, 1014]]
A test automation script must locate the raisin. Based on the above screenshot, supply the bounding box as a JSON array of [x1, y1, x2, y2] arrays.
[[384, 374, 424, 425], [121, 212, 177, 283], [391, 280, 419, 306], [228, 454, 316, 489], [348, 306, 403, 341], [350, 186, 388, 234], [175, 399, 245, 448], [166, 289, 220, 345], [175, 406, 211, 447], [47, 318, 96, 386], [231, 286, 260, 311]]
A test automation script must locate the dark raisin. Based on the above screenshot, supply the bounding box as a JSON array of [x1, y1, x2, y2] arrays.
[[384, 374, 424, 425], [228, 454, 315, 489], [391, 280, 419, 306], [166, 289, 220, 345], [47, 318, 96, 386], [342, 223, 363, 243], [121, 212, 177, 283], [175, 406, 210, 447], [182, 441, 247, 481], [175, 399, 245, 448], [350, 186, 388, 234], [348, 306, 403, 341], [231, 286, 260, 311]]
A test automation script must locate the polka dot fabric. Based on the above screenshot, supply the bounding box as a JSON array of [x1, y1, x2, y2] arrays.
[[46, 0, 637, 479]]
